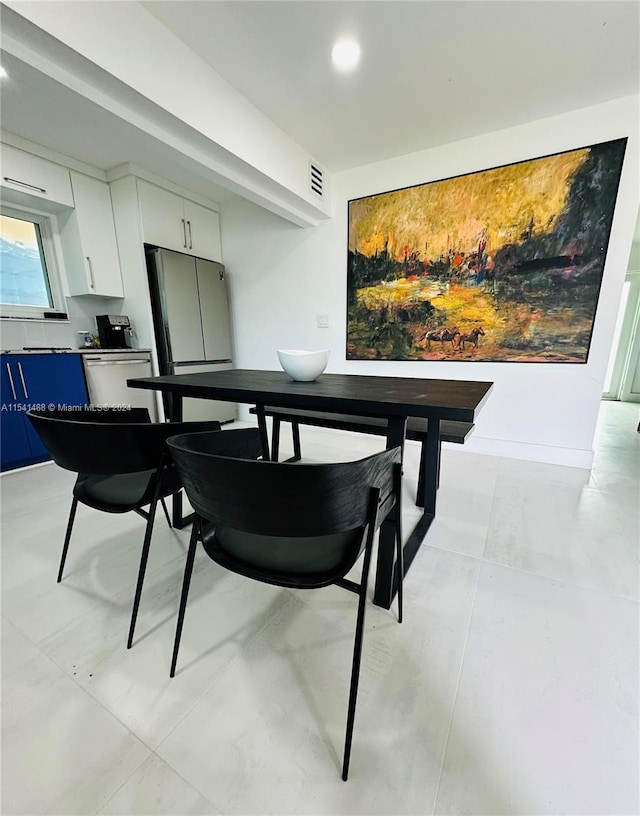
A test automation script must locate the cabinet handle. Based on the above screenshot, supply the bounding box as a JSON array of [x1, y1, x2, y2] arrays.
[[187, 220, 193, 250], [85, 359, 150, 366], [17, 362, 29, 399], [5, 362, 17, 400], [3, 176, 47, 194], [86, 257, 96, 289], [181, 218, 187, 249]]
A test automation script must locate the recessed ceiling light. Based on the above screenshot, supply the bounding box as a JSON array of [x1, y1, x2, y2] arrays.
[[331, 39, 360, 71]]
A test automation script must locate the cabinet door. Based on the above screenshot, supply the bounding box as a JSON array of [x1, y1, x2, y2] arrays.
[[69, 173, 124, 297], [18, 354, 88, 407], [0, 355, 90, 471], [0, 359, 32, 471], [16, 354, 89, 461], [1, 143, 74, 209], [158, 251, 205, 362], [184, 200, 222, 262], [0, 357, 49, 468], [0, 411, 36, 471], [138, 180, 188, 254], [1, 356, 21, 407], [196, 259, 232, 361]]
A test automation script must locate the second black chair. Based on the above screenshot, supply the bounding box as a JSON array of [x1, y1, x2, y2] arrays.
[[27, 408, 225, 648], [166, 428, 403, 780]]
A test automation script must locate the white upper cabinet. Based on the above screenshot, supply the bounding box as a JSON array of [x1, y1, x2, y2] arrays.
[[0, 143, 74, 210], [137, 179, 222, 262], [184, 199, 222, 262], [137, 180, 186, 253], [59, 172, 124, 297]]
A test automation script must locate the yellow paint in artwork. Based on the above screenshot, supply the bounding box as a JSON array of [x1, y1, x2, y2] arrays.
[[438, 286, 502, 332], [349, 150, 589, 261], [356, 279, 503, 336], [357, 277, 442, 309]]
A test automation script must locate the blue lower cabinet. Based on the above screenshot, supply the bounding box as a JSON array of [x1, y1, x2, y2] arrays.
[[1, 353, 89, 472], [18, 354, 89, 407], [23, 417, 52, 463], [0, 409, 37, 471]]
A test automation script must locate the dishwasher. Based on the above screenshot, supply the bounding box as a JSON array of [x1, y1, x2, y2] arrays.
[[82, 352, 158, 420]]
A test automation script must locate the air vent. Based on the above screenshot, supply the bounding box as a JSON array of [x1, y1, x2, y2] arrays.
[[310, 162, 323, 198]]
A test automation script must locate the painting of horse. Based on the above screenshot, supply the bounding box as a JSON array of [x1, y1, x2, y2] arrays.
[[346, 138, 627, 362]]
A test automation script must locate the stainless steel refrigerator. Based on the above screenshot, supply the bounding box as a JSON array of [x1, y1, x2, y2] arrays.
[[146, 246, 236, 422]]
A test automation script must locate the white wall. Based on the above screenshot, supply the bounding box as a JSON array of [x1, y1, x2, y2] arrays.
[[222, 96, 640, 468]]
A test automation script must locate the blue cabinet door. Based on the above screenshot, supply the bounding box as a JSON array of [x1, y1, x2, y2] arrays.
[[16, 354, 89, 408], [0, 410, 39, 470], [1, 354, 89, 472], [19, 354, 89, 462], [0, 360, 33, 470], [5, 355, 49, 462], [1, 355, 20, 407]]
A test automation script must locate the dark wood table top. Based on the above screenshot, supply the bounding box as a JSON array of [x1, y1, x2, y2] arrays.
[[128, 368, 493, 423]]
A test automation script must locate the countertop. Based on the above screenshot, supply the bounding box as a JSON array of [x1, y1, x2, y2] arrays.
[[2, 348, 152, 355]]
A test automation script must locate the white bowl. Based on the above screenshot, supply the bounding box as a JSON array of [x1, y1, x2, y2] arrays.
[[277, 349, 330, 382]]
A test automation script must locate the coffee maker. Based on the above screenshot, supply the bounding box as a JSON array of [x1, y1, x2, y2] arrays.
[[95, 315, 134, 349]]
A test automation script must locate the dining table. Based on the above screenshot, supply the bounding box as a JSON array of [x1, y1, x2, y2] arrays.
[[128, 368, 493, 609]]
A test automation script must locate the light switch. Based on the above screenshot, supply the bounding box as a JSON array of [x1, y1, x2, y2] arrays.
[[317, 314, 329, 328]]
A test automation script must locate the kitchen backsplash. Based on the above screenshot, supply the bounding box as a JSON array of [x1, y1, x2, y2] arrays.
[[0, 295, 125, 351]]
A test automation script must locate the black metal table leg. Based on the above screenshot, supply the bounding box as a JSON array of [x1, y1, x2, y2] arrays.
[[168, 394, 195, 529], [373, 416, 406, 609], [271, 417, 281, 461], [421, 418, 441, 516], [373, 416, 442, 609], [254, 404, 271, 461]]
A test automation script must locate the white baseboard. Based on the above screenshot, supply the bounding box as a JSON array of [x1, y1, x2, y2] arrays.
[[462, 436, 594, 469], [237, 406, 595, 469], [0, 459, 54, 476]]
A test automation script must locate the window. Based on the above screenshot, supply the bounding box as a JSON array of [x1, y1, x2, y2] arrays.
[[0, 206, 64, 319]]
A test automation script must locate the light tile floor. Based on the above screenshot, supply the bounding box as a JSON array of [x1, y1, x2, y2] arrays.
[[1, 401, 638, 815]]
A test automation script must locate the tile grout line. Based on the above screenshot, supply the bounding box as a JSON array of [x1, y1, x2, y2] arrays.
[[429, 417, 638, 810], [1, 614, 155, 816], [150, 588, 300, 756], [430, 553, 486, 812], [2, 403, 635, 813], [430, 465, 496, 813], [91, 751, 152, 816], [4, 510, 297, 762], [479, 553, 640, 605], [477, 462, 639, 604], [22, 577, 299, 797], [94, 750, 224, 816]]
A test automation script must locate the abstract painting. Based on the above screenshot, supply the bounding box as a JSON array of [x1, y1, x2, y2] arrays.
[[347, 138, 627, 362]]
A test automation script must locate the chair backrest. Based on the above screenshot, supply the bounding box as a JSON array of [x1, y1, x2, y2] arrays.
[[39, 407, 152, 424], [168, 430, 401, 538], [27, 409, 226, 476]]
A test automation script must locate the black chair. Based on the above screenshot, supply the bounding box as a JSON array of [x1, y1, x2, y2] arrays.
[[166, 428, 403, 780], [27, 407, 225, 649]]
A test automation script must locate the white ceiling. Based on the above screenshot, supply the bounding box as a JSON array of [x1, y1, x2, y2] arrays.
[[142, 0, 640, 171], [0, 0, 638, 189]]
